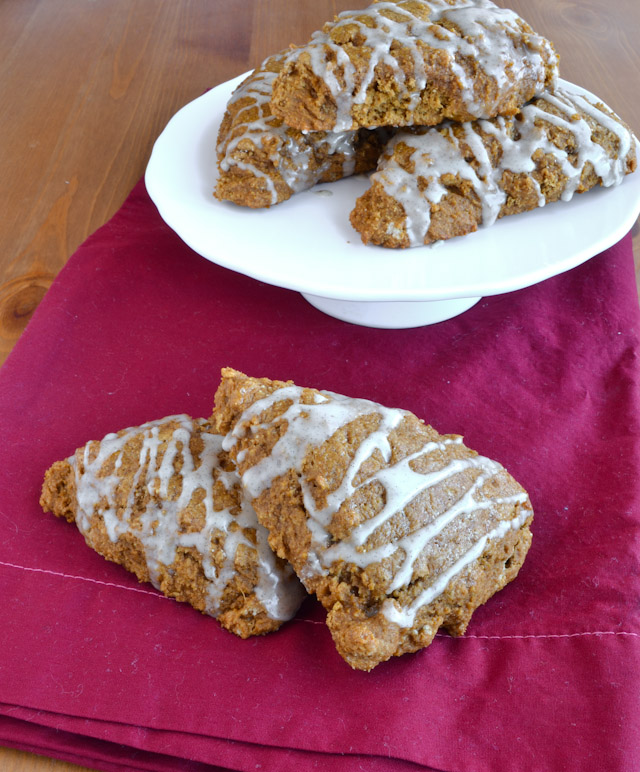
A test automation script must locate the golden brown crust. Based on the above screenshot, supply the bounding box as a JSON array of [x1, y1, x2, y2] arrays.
[[212, 369, 534, 670], [211, 366, 294, 434], [325, 522, 532, 669], [40, 460, 77, 524]]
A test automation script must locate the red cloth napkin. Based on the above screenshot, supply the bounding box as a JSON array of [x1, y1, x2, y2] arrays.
[[1, 179, 639, 772]]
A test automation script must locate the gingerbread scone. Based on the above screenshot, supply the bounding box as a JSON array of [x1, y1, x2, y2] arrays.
[[350, 84, 638, 248], [269, 0, 558, 132], [40, 415, 306, 638], [213, 369, 533, 671], [215, 50, 390, 208]]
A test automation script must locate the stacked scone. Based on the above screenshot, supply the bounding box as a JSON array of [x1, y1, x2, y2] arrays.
[[215, 0, 637, 245], [43, 369, 534, 670]]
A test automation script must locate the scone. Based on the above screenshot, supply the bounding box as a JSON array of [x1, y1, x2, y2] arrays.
[[215, 50, 390, 208], [269, 0, 558, 132], [213, 369, 534, 670], [350, 84, 638, 247], [40, 415, 306, 638]]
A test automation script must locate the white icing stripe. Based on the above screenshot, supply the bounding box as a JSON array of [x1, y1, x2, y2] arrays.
[[373, 84, 635, 246], [229, 384, 530, 612], [324, 442, 476, 551], [225, 386, 410, 501], [72, 415, 302, 622], [381, 507, 531, 628], [302, 402, 406, 526], [280, 0, 556, 130], [544, 91, 632, 161], [388, 491, 528, 591], [218, 51, 376, 201]]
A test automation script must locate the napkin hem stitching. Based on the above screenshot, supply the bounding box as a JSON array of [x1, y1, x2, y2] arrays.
[[447, 630, 640, 640], [0, 558, 168, 601], [4, 559, 639, 640]]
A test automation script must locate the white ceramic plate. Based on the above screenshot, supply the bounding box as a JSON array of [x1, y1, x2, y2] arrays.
[[145, 75, 640, 327]]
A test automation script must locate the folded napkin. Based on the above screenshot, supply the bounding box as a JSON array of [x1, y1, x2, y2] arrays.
[[1, 180, 639, 772]]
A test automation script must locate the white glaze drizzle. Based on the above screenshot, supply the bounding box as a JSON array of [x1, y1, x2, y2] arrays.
[[227, 385, 532, 622], [71, 415, 303, 622], [371, 84, 636, 246], [217, 52, 377, 203], [381, 506, 530, 627], [281, 0, 557, 130]]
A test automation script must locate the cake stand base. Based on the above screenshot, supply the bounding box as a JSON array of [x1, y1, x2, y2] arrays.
[[301, 294, 482, 329]]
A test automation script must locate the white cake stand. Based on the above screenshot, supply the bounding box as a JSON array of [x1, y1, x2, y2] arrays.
[[146, 75, 640, 329]]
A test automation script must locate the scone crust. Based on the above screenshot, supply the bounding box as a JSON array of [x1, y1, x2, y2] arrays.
[[41, 415, 304, 638], [213, 369, 534, 670], [270, 0, 558, 131], [350, 85, 638, 248], [215, 50, 388, 208]]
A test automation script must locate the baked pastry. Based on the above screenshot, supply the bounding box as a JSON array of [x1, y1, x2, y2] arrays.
[[40, 415, 306, 638], [350, 84, 638, 247], [269, 0, 559, 132], [213, 368, 534, 671], [215, 50, 390, 208]]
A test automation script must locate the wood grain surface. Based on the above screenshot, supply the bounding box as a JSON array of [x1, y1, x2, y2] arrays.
[[1, 1, 639, 770]]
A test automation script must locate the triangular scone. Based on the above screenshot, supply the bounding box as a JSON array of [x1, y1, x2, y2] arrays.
[[350, 84, 638, 247], [213, 369, 533, 671], [41, 415, 306, 638], [269, 0, 559, 132], [215, 50, 390, 208]]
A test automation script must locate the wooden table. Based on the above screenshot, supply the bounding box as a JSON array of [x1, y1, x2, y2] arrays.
[[1, 1, 638, 769]]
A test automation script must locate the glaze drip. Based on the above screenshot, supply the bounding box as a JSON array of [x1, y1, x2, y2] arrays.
[[277, 0, 557, 130], [226, 386, 532, 627], [72, 415, 303, 622], [217, 51, 379, 204], [371, 84, 636, 246]]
